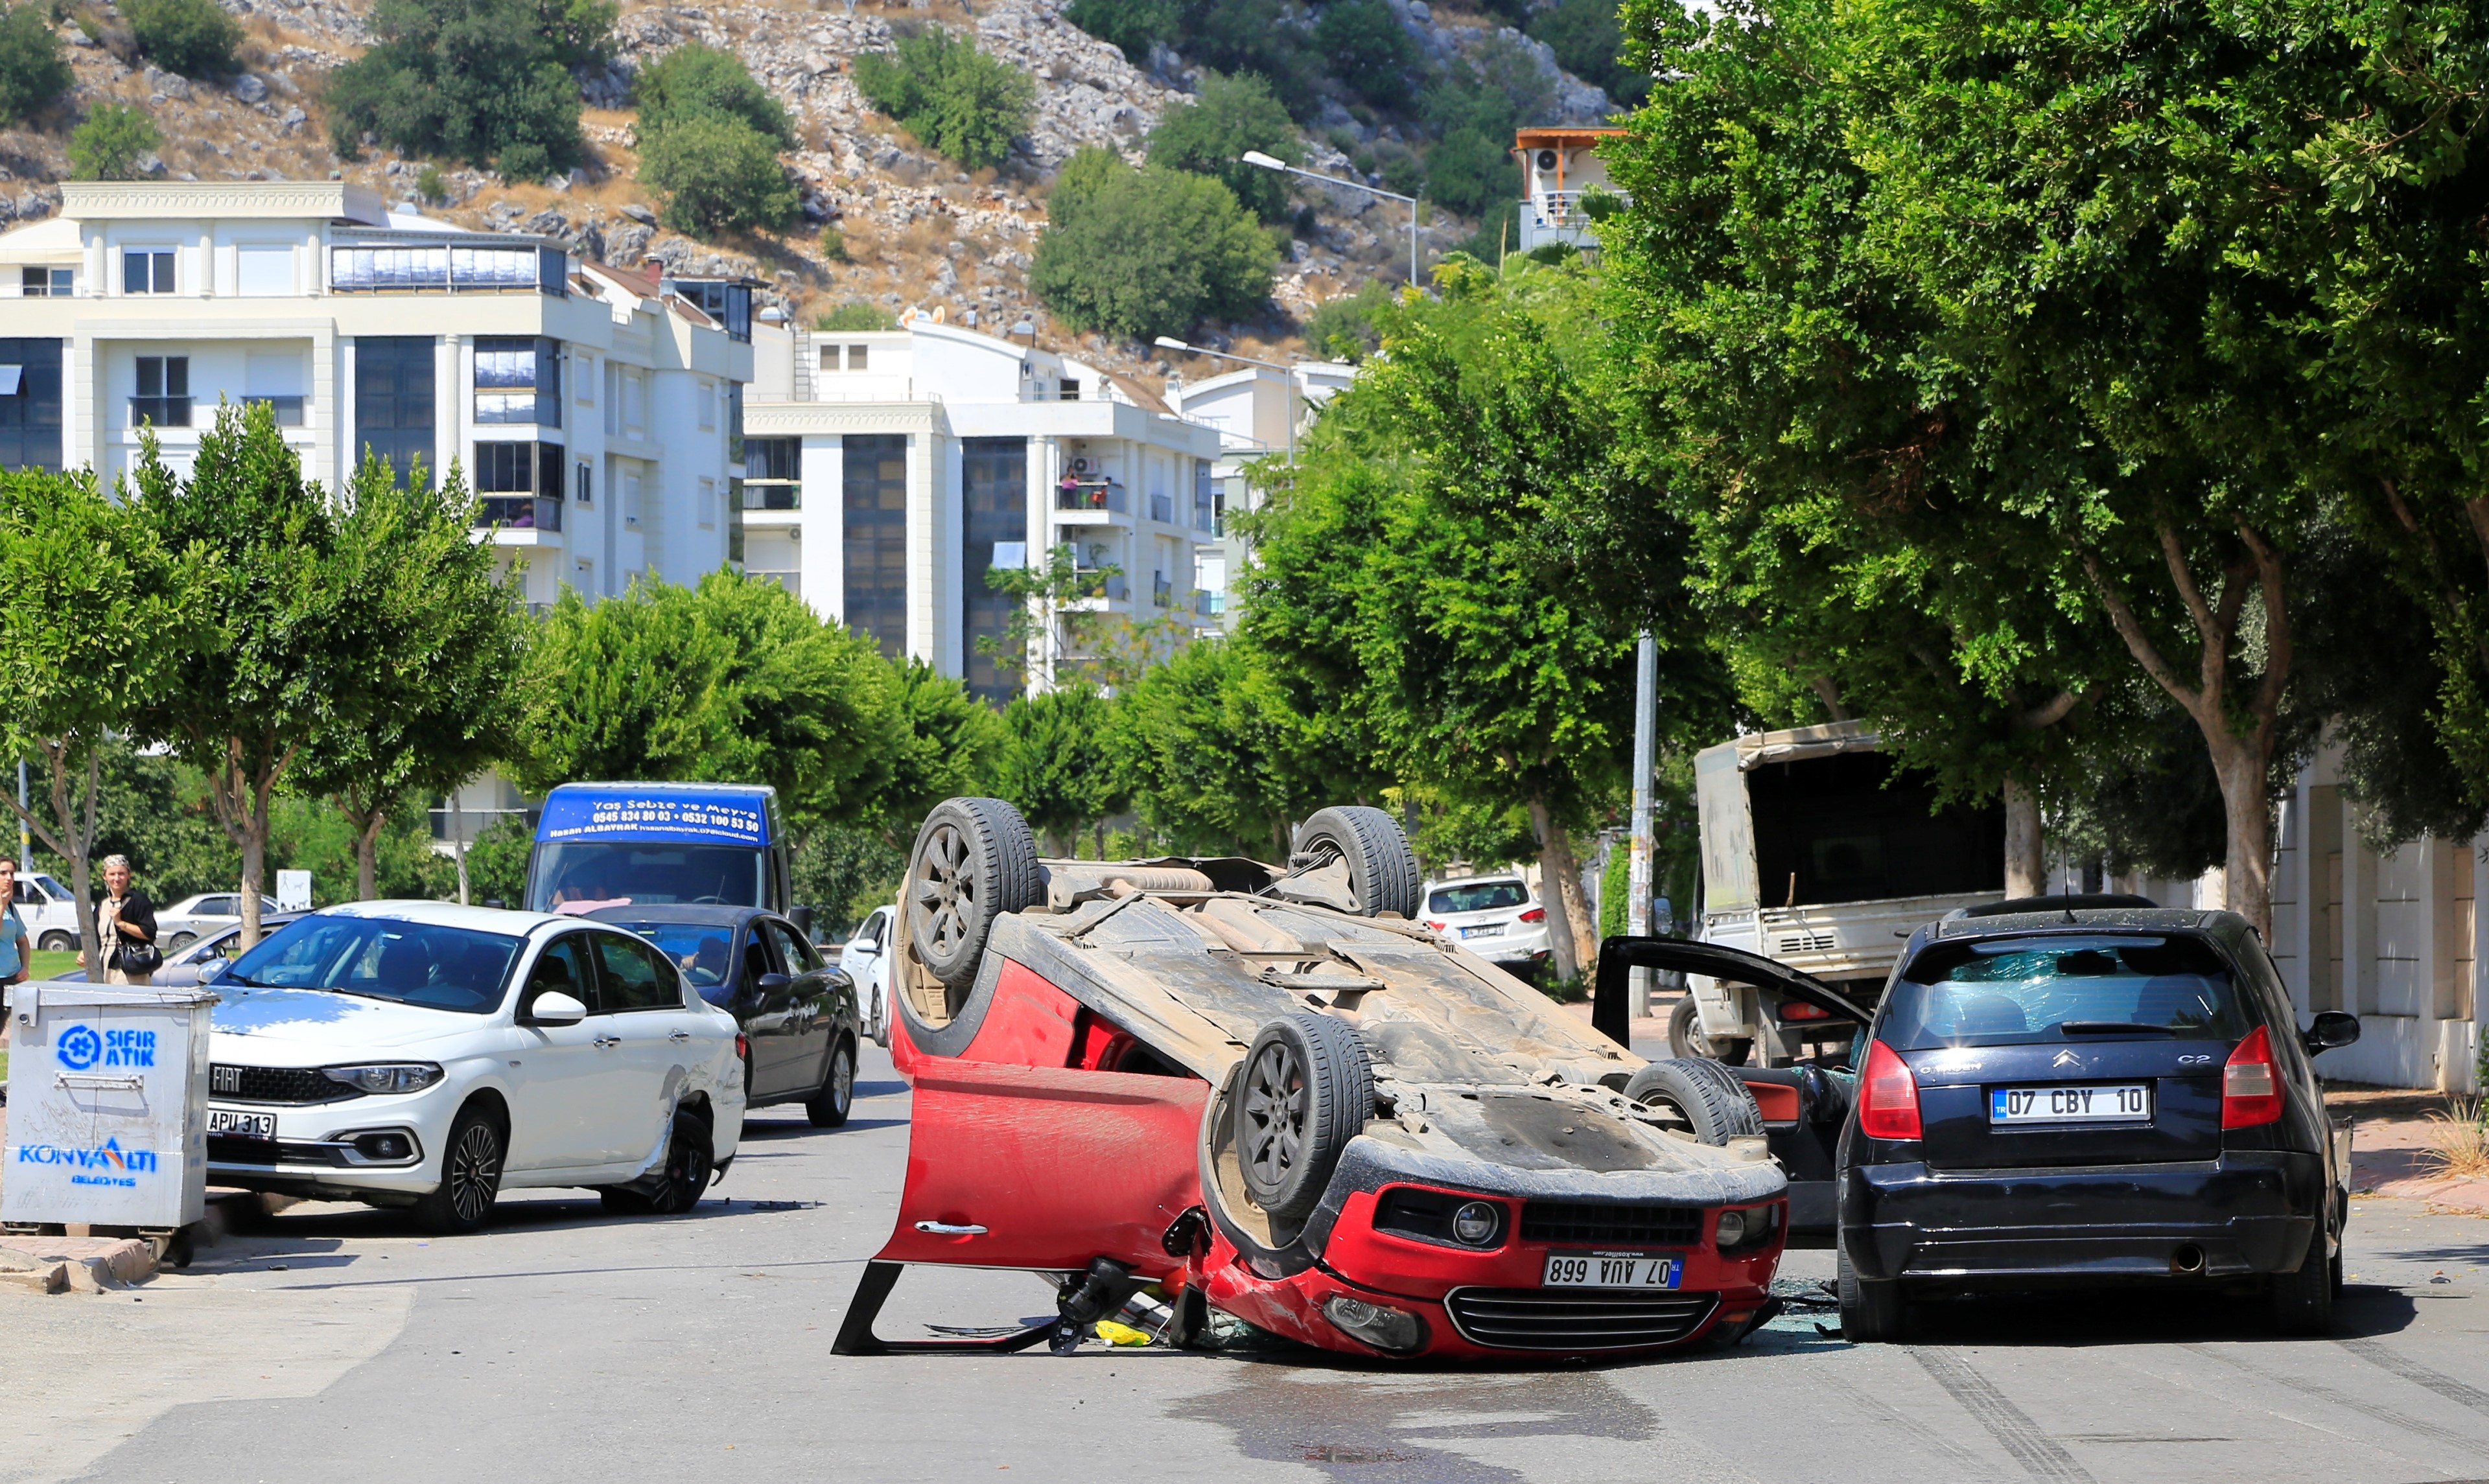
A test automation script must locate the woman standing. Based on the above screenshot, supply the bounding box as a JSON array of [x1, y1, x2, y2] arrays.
[[93, 855, 158, 987]]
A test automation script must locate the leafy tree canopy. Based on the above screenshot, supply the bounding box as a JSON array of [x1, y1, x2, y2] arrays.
[[852, 25, 1033, 170], [1031, 147, 1277, 341], [125, 0, 240, 78], [67, 104, 160, 181], [1145, 71, 1301, 223], [0, 3, 70, 125], [324, 0, 614, 170]]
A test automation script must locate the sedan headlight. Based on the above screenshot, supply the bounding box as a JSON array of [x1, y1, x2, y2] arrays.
[[321, 1062, 445, 1095]]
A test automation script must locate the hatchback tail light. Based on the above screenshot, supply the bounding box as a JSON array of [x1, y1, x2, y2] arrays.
[[2222, 1025, 2284, 1128], [1518, 908, 1546, 923], [1858, 1039, 1922, 1140]]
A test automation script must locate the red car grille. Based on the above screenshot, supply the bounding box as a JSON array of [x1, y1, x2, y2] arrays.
[[1443, 1288, 1720, 1351], [1519, 1200, 1703, 1246]]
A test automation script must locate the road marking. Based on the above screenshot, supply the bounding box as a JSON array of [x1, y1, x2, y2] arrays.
[[1911, 1347, 2094, 1483], [2342, 1338, 2489, 1420]]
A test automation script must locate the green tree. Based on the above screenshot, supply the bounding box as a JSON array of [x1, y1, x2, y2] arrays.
[[1114, 638, 1343, 857], [1313, 0, 1414, 110], [461, 813, 532, 906], [125, 0, 240, 76], [1527, 0, 1647, 108], [67, 104, 161, 181], [1145, 71, 1300, 223], [286, 456, 529, 901], [1302, 281, 1393, 362], [815, 301, 894, 331], [0, 469, 207, 966], [324, 0, 614, 170], [995, 685, 1125, 857], [639, 113, 800, 237], [0, 1, 69, 125], [1063, 0, 1174, 62], [1031, 148, 1277, 340], [871, 658, 1008, 846], [635, 41, 792, 143], [131, 404, 378, 946], [852, 26, 1033, 170]]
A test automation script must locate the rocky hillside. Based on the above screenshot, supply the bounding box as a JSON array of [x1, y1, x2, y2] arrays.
[[0, 0, 1614, 386]]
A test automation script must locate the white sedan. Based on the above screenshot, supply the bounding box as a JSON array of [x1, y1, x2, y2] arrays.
[[158, 892, 246, 951], [200, 901, 747, 1233], [838, 903, 895, 1048]]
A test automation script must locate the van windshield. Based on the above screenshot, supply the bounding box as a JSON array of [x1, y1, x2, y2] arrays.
[[530, 842, 767, 914], [1880, 935, 2250, 1050]]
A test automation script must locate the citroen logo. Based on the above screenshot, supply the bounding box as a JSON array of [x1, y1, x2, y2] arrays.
[[2051, 1049, 2083, 1070]]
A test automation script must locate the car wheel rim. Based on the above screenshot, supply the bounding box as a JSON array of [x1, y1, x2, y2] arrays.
[[913, 823, 974, 958], [1241, 1040, 1307, 1194], [447, 1124, 500, 1223], [836, 1049, 854, 1110], [1637, 1091, 1696, 1139]]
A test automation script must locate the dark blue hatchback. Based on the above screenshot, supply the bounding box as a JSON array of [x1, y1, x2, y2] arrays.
[[1836, 905, 2359, 1339]]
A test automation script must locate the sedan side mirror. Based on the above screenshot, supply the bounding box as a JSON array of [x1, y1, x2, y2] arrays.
[[849, 941, 879, 958], [756, 972, 792, 993], [525, 990, 587, 1026], [2304, 1011, 2361, 1055], [197, 958, 229, 985]]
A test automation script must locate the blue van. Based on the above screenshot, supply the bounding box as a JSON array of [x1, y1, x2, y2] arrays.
[[524, 783, 795, 918]]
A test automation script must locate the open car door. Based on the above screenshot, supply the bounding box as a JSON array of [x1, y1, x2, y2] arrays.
[[1592, 934, 1872, 1047]]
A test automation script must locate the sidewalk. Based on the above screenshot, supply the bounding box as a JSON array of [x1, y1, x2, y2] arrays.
[[2331, 1087, 2489, 1216]]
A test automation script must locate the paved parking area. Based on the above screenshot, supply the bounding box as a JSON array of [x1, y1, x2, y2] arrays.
[[16, 1043, 2489, 1483]]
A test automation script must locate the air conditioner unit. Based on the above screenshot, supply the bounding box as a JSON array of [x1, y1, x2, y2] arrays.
[[1071, 457, 1092, 474]]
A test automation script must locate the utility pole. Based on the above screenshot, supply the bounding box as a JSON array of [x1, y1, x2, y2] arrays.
[[16, 760, 29, 872], [1627, 632, 1657, 1018]]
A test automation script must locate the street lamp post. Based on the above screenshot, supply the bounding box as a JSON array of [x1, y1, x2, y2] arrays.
[[1240, 150, 1421, 290], [1152, 336, 1298, 465]]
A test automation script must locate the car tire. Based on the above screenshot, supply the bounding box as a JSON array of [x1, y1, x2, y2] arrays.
[[1290, 807, 1421, 920], [1624, 1058, 1766, 1145], [38, 931, 73, 955], [414, 1104, 505, 1236], [907, 797, 1044, 994], [2271, 1219, 2335, 1336], [871, 988, 890, 1049], [1667, 995, 1752, 1067], [167, 931, 196, 951], [808, 1038, 855, 1128], [1837, 1236, 1908, 1343], [1235, 1011, 1375, 1222]]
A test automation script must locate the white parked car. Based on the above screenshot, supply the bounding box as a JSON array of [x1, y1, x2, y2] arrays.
[[1421, 872, 1552, 977], [839, 904, 894, 1049], [11, 871, 86, 953], [200, 901, 747, 1233], [158, 892, 246, 951]]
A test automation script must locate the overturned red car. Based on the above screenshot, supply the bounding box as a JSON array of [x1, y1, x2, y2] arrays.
[[835, 798, 1799, 1362]]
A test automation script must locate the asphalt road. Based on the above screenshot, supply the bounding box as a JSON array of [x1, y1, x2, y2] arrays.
[[21, 1042, 2489, 1484]]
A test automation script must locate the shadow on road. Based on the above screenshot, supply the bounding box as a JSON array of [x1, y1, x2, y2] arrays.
[[1882, 1281, 2418, 1345]]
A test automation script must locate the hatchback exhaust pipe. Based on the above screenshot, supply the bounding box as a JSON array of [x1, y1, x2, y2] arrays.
[[2171, 1244, 2206, 1275]]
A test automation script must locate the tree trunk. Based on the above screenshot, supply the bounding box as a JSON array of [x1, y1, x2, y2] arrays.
[[38, 744, 103, 969], [2003, 776, 2044, 899], [355, 807, 384, 901], [1526, 795, 1594, 984], [2208, 737, 2272, 936], [452, 789, 470, 905]]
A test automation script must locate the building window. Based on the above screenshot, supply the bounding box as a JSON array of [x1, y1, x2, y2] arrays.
[[668, 279, 752, 341], [329, 244, 565, 295], [19, 268, 70, 297], [843, 433, 907, 659], [1193, 460, 1216, 532], [962, 437, 1026, 705], [474, 337, 561, 426], [244, 351, 305, 427], [355, 337, 436, 489], [624, 467, 643, 528], [123, 249, 175, 295], [698, 476, 717, 529], [848, 343, 869, 372], [474, 441, 565, 531], [237, 246, 294, 297], [1058, 378, 1079, 402], [576, 461, 592, 505], [698, 380, 716, 431], [0, 338, 64, 472], [130, 356, 191, 428], [742, 436, 800, 511]]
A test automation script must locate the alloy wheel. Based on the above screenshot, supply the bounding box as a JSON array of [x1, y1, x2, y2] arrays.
[[911, 823, 974, 956], [446, 1122, 502, 1224], [833, 1045, 855, 1113], [1240, 1039, 1308, 1192]]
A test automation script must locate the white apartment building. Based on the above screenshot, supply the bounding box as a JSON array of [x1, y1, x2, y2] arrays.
[[1166, 358, 1353, 633], [0, 181, 752, 610], [743, 312, 1227, 702]]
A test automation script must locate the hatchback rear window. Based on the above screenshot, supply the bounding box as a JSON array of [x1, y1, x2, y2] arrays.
[[1429, 881, 1528, 914], [1881, 935, 2250, 1050]]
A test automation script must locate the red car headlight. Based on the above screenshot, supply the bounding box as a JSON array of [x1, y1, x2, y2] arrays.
[[1323, 1295, 1429, 1353]]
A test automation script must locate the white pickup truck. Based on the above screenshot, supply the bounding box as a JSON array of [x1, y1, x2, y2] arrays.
[[1682, 721, 2007, 1065], [10, 870, 88, 953]]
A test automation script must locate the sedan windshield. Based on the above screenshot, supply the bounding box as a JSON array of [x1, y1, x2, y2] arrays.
[[1429, 881, 1528, 914], [1880, 935, 2250, 1050], [224, 916, 524, 1015], [602, 921, 739, 1006]]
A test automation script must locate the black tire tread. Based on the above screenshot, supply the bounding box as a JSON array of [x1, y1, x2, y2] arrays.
[[1836, 1236, 1907, 1343], [808, 1038, 855, 1128], [1292, 806, 1420, 919], [1238, 1011, 1375, 1222], [1624, 1057, 1767, 1144], [2271, 1219, 2335, 1336], [907, 796, 1043, 991]]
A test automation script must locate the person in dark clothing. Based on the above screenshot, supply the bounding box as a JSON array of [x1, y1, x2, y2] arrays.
[[94, 854, 158, 986]]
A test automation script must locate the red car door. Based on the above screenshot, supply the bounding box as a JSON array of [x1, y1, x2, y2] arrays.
[[879, 1059, 1208, 1275]]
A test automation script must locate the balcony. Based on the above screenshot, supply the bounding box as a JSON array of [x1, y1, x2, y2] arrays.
[[329, 242, 567, 296], [478, 496, 562, 532], [242, 395, 305, 427], [747, 569, 800, 596], [1194, 590, 1225, 617], [1070, 568, 1126, 601], [128, 397, 193, 428], [1149, 492, 1174, 524], [742, 483, 800, 511], [1152, 574, 1173, 609], [1055, 478, 1127, 513]]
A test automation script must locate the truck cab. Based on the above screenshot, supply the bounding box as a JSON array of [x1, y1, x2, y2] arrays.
[[1689, 721, 2005, 1065], [522, 783, 796, 923]]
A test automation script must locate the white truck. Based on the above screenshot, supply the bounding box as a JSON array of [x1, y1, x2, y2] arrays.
[[1681, 720, 2007, 1065]]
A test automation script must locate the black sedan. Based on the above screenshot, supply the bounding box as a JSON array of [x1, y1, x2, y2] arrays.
[[1836, 902, 2356, 1338], [588, 905, 860, 1126]]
